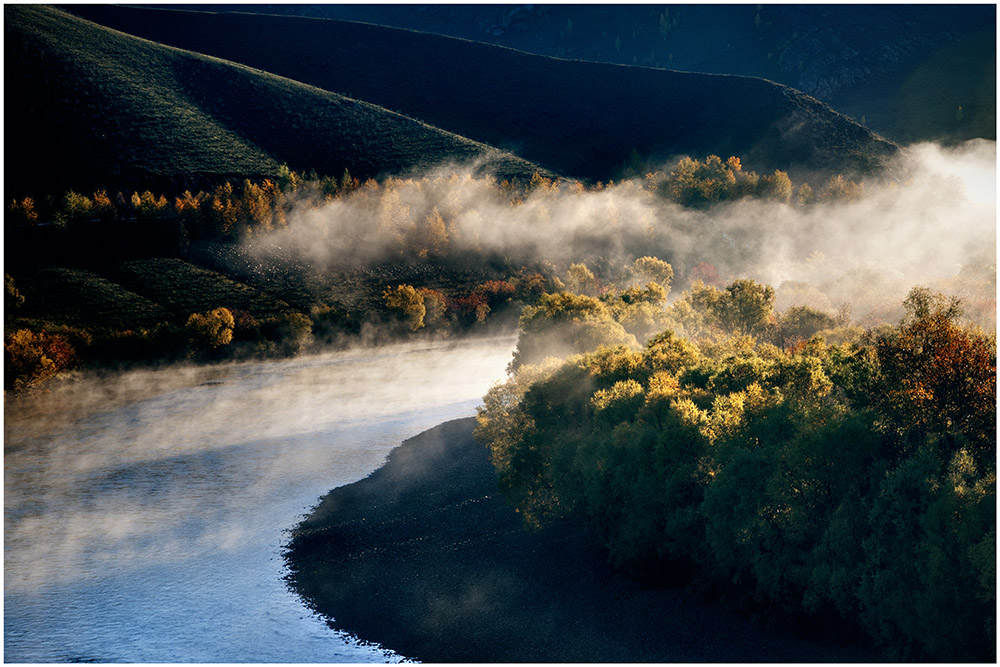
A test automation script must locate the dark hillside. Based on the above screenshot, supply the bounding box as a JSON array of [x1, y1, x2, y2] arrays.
[[5, 5, 543, 197], [64, 5, 898, 181], [165, 3, 997, 145]]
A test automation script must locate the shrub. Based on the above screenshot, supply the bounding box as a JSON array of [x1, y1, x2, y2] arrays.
[[185, 307, 235, 350], [5, 328, 77, 391]]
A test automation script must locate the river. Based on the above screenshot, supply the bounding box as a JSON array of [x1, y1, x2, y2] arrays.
[[4, 337, 514, 663]]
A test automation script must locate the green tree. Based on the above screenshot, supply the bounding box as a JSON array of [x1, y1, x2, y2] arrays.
[[512, 291, 637, 369], [714, 279, 776, 337], [778, 306, 836, 347]]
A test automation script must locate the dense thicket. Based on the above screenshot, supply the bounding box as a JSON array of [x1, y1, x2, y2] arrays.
[[476, 286, 996, 661]]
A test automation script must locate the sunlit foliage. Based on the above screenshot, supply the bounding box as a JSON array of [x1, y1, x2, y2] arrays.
[[185, 306, 235, 350], [382, 284, 427, 331], [4, 327, 78, 390], [476, 286, 996, 661]]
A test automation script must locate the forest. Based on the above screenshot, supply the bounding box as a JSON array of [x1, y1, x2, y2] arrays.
[[475, 279, 995, 661]]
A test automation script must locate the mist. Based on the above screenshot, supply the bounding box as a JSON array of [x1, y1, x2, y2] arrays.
[[4, 338, 514, 596], [255, 139, 995, 328]]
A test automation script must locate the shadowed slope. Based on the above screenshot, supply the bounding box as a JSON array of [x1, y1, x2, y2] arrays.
[[67, 4, 898, 181], [5, 5, 545, 196]]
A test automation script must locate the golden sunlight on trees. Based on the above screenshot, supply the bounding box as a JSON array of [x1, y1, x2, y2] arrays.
[[4, 328, 77, 391], [512, 291, 637, 369], [630, 256, 674, 291], [185, 307, 235, 350], [56, 190, 94, 227], [476, 283, 995, 661], [8, 197, 39, 227], [383, 284, 426, 331], [131, 191, 169, 223], [417, 287, 448, 328]]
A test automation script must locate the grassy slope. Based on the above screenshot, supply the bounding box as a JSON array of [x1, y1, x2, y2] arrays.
[[64, 5, 898, 181], [13, 266, 171, 330], [8, 258, 295, 332], [5, 5, 545, 197]]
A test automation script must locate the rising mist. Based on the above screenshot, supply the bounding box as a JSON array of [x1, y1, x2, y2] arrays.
[[251, 140, 995, 329]]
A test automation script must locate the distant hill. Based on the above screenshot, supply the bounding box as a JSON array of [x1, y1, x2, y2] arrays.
[[63, 5, 898, 182], [163, 3, 996, 145], [5, 5, 545, 197]]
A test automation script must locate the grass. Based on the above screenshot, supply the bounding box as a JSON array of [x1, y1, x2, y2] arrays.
[[63, 5, 899, 182], [108, 258, 294, 321], [5, 5, 545, 198], [12, 266, 171, 330]]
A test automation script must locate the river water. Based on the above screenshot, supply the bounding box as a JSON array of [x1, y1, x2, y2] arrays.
[[4, 338, 514, 663]]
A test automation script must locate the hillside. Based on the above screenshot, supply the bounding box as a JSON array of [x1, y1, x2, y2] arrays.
[[63, 5, 898, 181], [242, 4, 995, 146], [5, 5, 545, 197]]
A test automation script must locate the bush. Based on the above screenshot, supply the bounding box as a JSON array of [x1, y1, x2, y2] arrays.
[[5, 328, 77, 391], [185, 307, 235, 350]]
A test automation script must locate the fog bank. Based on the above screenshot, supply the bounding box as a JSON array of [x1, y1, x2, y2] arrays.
[[258, 139, 994, 327]]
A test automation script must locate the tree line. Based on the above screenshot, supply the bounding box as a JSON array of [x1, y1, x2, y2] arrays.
[[8, 156, 866, 243]]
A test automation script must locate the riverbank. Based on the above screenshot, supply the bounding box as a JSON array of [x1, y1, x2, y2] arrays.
[[285, 418, 881, 662]]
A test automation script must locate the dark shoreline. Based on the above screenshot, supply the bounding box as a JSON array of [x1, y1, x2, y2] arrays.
[[284, 418, 881, 663]]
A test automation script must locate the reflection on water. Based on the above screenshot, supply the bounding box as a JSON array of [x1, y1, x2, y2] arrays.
[[4, 338, 514, 662]]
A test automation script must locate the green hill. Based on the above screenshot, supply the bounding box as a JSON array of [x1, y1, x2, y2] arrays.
[[65, 4, 899, 181], [5, 5, 546, 197]]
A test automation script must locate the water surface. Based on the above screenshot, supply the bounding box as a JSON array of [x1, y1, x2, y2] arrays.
[[5, 338, 514, 662]]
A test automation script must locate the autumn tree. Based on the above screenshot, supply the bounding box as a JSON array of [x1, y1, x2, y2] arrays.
[[418, 287, 448, 327], [131, 190, 169, 223], [383, 284, 426, 331], [5, 328, 77, 391], [565, 262, 598, 295], [630, 256, 674, 293], [5, 274, 25, 311], [8, 197, 39, 227], [512, 291, 637, 369], [778, 305, 836, 347], [56, 190, 93, 227], [714, 279, 776, 338], [186, 307, 235, 350]]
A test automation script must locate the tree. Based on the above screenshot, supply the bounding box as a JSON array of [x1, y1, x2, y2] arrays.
[[5, 328, 77, 391], [778, 306, 836, 347], [131, 190, 168, 223], [630, 256, 674, 291], [8, 197, 38, 227], [6, 273, 25, 311], [714, 279, 776, 337], [186, 307, 235, 349], [875, 289, 995, 467], [418, 287, 448, 327], [383, 284, 426, 331], [56, 190, 93, 227], [512, 291, 637, 369], [565, 262, 597, 295]]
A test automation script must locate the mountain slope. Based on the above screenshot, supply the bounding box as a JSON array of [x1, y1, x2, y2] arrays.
[[5, 5, 545, 196], [208, 3, 993, 145], [65, 5, 899, 181]]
